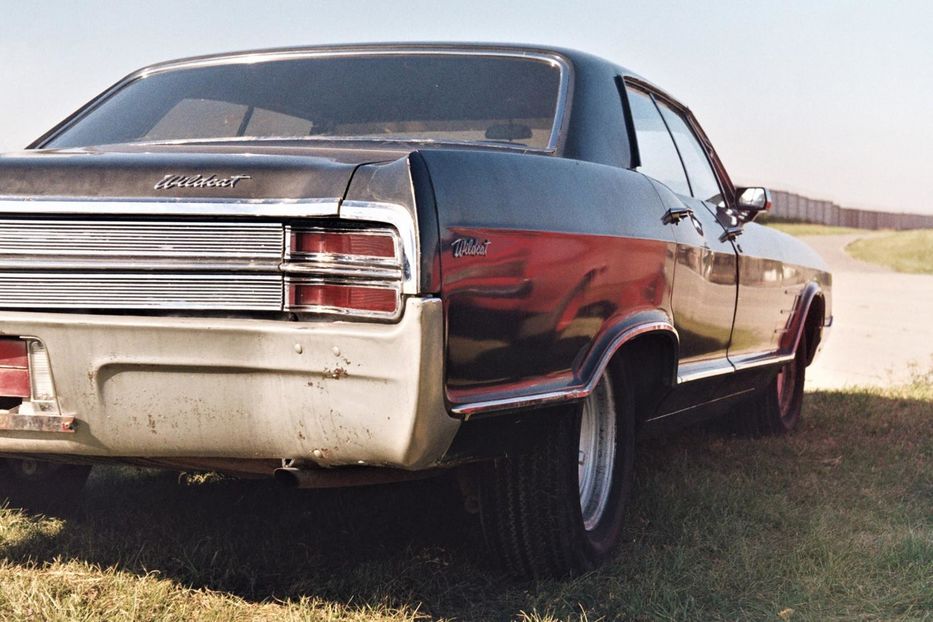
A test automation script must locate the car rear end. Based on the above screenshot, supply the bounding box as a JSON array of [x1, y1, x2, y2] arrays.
[[0, 45, 567, 478], [0, 147, 458, 470]]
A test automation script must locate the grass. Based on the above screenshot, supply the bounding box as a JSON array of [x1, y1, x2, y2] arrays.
[[0, 375, 930, 621], [847, 229, 933, 274], [760, 220, 862, 237]]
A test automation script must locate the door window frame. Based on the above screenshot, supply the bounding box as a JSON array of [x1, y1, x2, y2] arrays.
[[620, 76, 737, 209]]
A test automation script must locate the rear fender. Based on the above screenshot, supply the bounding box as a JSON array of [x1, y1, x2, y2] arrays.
[[450, 310, 678, 418]]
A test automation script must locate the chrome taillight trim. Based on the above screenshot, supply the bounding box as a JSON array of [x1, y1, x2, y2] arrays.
[[284, 226, 401, 263], [283, 276, 402, 320], [280, 262, 403, 281], [340, 201, 419, 295]]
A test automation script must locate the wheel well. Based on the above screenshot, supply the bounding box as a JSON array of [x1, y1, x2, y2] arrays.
[[803, 295, 825, 365], [608, 332, 676, 427]]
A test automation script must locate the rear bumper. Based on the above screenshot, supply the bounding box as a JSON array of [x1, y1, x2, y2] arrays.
[[0, 298, 457, 470]]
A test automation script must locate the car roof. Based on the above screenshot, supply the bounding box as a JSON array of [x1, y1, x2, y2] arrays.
[[137, 42, 634, 78]]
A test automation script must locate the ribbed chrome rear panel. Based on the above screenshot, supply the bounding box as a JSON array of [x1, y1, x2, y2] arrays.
[[0, 273, 283, 310], [0, 217, 287, 311], [0, 220, 283, 259]]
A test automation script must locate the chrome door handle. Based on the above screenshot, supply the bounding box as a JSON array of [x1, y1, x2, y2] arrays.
[[663, 205, 694, 225], [720, 226, 743, 242]]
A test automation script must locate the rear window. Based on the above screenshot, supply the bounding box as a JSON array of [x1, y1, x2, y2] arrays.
[[46, 54, 565, 150]]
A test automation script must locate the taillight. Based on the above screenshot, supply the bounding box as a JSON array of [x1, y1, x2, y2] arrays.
[[283, 227, 404, 319], [291, 230, 397, 260], [0, 338, 29, 398], [287, 282, 399, 314]]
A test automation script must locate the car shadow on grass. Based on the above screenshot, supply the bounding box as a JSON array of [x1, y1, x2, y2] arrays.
[[0, 387, 929, 621]]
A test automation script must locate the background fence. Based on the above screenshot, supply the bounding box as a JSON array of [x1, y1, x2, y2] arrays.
[[769, 190, 933, 230]]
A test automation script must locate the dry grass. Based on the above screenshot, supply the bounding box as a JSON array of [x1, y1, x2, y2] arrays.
[[847, 229, 933, 274], [0, 375, 930, 621]]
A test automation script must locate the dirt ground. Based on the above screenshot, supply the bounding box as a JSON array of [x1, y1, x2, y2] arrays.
[[801, 234, 933, 389]]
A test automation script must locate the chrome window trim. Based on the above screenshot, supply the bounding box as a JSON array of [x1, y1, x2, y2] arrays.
[[0, 197, 340, 218], [77, 49, 571, 154]]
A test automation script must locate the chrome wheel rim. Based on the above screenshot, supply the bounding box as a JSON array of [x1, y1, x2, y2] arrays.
[[776, 356, 798, 421], [578, 375, 617, 532]]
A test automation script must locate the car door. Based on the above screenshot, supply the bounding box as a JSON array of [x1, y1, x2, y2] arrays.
[[654, 99, 792, 373], [623, 83, 739, 414]]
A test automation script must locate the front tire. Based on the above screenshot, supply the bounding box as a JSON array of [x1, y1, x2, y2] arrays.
[[477, 363, 635, 578], [729, 336, 807, 436]]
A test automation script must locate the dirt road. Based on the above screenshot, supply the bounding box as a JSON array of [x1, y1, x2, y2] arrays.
[[801, 234, 933, 389]]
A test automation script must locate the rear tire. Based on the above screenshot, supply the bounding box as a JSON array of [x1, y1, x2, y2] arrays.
[[0, 458, 91, 516], [477, 363, 635, 578]]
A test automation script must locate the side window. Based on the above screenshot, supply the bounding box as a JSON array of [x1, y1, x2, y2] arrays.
[[656, 102, 723, 204], [625, 88, 691, 197]]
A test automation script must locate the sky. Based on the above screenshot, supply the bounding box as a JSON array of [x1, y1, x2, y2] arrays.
[[1, 0, 931, 214]]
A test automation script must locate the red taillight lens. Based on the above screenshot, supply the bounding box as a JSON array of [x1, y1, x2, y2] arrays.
[[283, 226, 404, 319], [0, 338, 29, 398], [287, 282, 399, 315], [291, 230, 397, 260]]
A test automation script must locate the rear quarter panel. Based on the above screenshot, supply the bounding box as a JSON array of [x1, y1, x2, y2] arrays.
[[415, 149, 677, 410]]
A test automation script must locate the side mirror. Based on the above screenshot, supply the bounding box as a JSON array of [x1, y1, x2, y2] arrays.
[[735, 187, 772, 222]]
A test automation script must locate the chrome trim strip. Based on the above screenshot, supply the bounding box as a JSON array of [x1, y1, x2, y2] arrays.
[[676, 358, 735, 384], [0, 197, 340, 218], [0, 259, 282, 272], [676, 351, 795, 384], [730, 352, 795, 372], [136, 49, 571, 153], [450, 321, 677, 418], [340, 201, 420, 294], [646, 388, 756, 422], [280, 263, 402, 281]]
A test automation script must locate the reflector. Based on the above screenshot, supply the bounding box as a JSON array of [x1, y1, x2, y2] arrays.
[[0, 338, 29, 398]]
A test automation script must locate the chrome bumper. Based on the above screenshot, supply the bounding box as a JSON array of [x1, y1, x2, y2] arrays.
[[0, 298, 457, 470]]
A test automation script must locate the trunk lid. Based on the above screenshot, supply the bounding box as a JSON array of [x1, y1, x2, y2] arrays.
[[0, 144, 406, 201]]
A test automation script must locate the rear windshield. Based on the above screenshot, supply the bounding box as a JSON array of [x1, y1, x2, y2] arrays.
[[45, 54, 565, 150]]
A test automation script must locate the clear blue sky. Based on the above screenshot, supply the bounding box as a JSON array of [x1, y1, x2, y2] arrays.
[[1, 0, 930, 214]]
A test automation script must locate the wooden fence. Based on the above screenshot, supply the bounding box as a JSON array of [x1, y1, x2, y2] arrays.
[[769, 190, 933, 230]]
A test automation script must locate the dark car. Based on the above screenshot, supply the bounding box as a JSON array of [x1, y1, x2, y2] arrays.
[[0, 43, 831, 578]]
